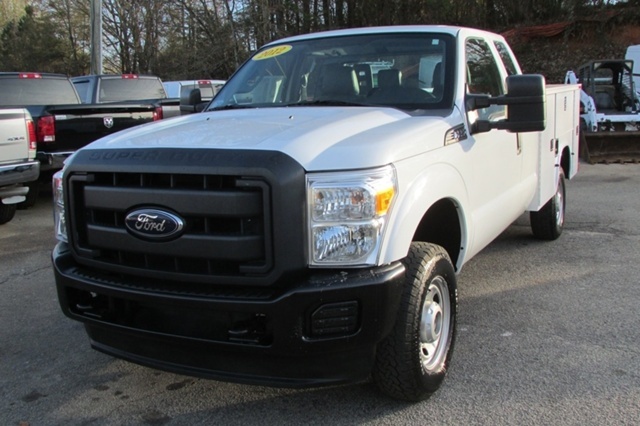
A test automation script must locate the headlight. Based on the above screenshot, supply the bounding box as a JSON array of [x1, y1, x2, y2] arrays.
[[52, 169, 67, 242], [307, 165, 397, 267]]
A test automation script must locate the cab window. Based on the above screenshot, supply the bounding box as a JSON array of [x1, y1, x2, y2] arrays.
[[494, 41, 519, 76], [466, 38, 505, 122]]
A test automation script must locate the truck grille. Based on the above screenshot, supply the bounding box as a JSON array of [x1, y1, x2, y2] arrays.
[[67, 171, 273, 284]]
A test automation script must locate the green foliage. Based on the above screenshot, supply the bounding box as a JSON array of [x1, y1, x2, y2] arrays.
[[0, 0, 29, 30], [1, 6, 62, 72], [0, 4, 88, 74]]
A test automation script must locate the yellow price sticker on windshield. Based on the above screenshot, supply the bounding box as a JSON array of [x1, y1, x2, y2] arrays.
[[252, 45, 292, 61]]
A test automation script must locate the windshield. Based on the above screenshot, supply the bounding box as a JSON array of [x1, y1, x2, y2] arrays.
[[210, 33, 455, 112]]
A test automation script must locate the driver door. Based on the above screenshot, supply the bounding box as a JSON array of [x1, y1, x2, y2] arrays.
[[462, 37, 524, 247]]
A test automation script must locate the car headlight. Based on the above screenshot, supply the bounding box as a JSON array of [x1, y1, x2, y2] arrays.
[[52, 169, 67, 242], [307, 165, 397, 267]]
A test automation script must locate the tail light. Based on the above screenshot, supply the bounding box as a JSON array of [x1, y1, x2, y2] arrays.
[[19, 73, 42, 79], [27, 119, 37, 151], [153, 106, 163, 121], [122, 74, 138, 79], [37, 116, 56, 143]]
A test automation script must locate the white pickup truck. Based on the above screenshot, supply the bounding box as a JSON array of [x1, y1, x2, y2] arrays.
[[52, 26, 580, 401], [0, 108, 39, 224]]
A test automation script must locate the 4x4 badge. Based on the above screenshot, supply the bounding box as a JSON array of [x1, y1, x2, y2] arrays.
[[103, 117, 114, 128]]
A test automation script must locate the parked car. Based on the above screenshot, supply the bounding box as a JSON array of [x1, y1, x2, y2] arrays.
[[53, 26, 581, 401], [71, 74, 180, 119], [0, 72, 169, 181], [0, 108, 39, 223], [165, 80, 226, 115], [163, 79, 226, 99]]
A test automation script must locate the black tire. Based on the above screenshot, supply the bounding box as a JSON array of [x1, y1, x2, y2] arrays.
[[530, 168, 566, 240], [18, 181, 40, 210], [373, 242, 458, 401], [0, 202, 17, 225]]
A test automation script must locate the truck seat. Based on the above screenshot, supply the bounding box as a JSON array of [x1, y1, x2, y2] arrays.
[[354, 64, 373, 94], [318, 65, 360, 100], [377, 69, 402, 89], [594, 86, 617, 111], [432, 63, 443, 99]]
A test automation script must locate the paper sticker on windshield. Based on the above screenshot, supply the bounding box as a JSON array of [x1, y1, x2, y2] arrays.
[[252, 45, 292, 61]]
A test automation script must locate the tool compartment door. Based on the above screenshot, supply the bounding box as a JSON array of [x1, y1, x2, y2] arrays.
[[527, 85, 580, 211], [527, 89, 559, 212]]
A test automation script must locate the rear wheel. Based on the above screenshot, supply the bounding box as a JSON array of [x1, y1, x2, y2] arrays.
[[373, 242, 458, 401], [0, 202, 17, 225], [18, 181, 40, 209], [530, 168, 566, 240]]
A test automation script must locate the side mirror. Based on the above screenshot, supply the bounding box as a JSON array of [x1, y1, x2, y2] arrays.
[[503, 74, 546, 132], [180, 88, 202, 114], [466, 74, 546, 134]]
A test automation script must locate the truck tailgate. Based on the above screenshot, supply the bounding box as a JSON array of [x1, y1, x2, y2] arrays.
[[0, 108, 30, 164], [48, 103, 156, 151]]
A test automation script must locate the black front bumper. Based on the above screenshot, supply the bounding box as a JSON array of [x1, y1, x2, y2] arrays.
[[53, 242, 405, 387]]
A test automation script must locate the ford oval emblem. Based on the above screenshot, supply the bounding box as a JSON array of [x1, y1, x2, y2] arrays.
[[124, 208, 185, 240]]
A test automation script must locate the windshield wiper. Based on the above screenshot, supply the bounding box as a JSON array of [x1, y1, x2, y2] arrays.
[[209, 100, 371, 111], [208, 104, 257, 111], [286, 100, 371, 107]]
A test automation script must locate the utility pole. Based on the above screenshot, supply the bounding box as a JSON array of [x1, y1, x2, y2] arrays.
[[90, 0, 102, 74]]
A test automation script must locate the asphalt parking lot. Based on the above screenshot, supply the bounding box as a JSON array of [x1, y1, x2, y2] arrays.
[[1, 163, 639, 426]]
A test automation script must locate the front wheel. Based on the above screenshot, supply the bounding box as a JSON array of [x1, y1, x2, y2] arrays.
[[373, 242, 458, 401], [530, 168, 566, 240]]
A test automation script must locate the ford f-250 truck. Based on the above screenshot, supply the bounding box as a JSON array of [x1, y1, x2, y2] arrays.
[[0, 72, 168, 185], [0, 108, 38, 224], [52, 26, 580, 401]]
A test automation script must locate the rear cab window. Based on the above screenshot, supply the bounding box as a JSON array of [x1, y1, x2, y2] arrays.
[[0, 74, 80, 106], [97, 77, 167, 103]]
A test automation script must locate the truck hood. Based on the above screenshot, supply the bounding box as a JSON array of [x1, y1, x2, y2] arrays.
[[83, 107, 458, 170]]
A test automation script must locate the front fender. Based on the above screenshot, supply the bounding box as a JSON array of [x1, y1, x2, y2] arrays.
[[380, 158, 471, 271]]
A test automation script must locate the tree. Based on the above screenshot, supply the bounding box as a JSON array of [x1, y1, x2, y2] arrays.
[[0, 0, 629, 79], [102, 0, 171, 74], [45, 0, 91, 75], [0, 0, 30, 30], [0, 5, 73, 73]]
